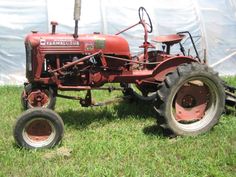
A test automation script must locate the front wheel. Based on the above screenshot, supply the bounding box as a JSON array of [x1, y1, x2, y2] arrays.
[[21, 84, 56, 110], [154, 63, 225, 136], [13, 108, 64, 149]]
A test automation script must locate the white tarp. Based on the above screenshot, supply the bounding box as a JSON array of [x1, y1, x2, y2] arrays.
[[0, 0, 236, 85]]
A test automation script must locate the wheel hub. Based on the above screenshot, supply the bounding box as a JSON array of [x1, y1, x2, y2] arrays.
[[181, 95, 196, 108], [28, 90, 49, 107], [25, 119, 52, 142], [175, 82, 209, 122]]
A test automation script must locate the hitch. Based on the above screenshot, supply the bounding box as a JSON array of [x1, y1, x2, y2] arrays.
[[223, 81, 236, 111]]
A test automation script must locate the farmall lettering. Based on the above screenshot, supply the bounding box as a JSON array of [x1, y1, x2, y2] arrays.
[[40, 39, 80, 46]]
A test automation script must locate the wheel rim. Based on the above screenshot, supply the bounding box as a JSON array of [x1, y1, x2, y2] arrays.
[[27, 89, 50, 108], [22, 118, 56, 148], [171, 77, 219, 132]]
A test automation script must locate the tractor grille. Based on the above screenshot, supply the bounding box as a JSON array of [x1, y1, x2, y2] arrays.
[[25, 42, 33, 79]]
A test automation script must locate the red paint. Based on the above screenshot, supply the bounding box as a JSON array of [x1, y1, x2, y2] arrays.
[[26, 120, 52, 142], [152, 34, 185, 45], [24, 7, 200, 107], [25, 33, 131, 56], [175, 82, 209, 122], [27, 89, 49, 107]]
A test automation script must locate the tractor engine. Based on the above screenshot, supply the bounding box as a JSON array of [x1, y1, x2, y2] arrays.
[[25, 32, 131, 87], [43, 53, 100, 86]]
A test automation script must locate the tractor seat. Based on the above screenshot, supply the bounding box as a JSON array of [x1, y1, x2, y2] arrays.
[[152, 34, 185, 46]]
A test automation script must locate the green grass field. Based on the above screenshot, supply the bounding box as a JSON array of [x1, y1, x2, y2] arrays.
[[0, 79, 235, 177]]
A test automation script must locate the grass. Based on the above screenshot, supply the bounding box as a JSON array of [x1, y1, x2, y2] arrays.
[[0, 79, 235, 177]]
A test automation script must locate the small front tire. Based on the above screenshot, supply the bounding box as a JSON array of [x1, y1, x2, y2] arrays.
[[21, 84, 56, 110], [13, 108, 64, 149]]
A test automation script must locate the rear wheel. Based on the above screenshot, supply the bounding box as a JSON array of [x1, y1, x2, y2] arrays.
[[13, 108, 64, 149], [154, 63, 225, 136], [21, 84, 56, 110]]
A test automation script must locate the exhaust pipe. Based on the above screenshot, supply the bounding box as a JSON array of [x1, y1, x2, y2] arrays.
[[74, 0, 81, 38]]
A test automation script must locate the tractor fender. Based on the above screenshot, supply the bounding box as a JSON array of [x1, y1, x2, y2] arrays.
[[152, 56, 198, 82]]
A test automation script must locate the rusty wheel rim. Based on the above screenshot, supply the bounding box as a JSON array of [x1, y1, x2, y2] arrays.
[[27, 90, 50, 108], [22, 118, 56, 147], [171, 77, 218, 131]]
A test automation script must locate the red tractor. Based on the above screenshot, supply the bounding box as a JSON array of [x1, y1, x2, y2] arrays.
[[13, 0, 232, 149]]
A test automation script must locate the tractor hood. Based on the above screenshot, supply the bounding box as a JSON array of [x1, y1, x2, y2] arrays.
[[25, 33, 131, 56]]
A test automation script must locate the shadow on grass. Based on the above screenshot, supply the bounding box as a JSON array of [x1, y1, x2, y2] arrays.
[[58, 100, 174, 137], [143, 125, 176, 138], [59, 101, 154, 128]]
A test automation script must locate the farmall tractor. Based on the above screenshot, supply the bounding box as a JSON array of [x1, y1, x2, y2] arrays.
[[13, 0, 236, 149]]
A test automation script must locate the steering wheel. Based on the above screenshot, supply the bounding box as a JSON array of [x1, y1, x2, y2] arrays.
[[138, 7, 153, 33]]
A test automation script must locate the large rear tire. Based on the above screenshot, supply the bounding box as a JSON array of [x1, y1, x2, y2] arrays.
[[13, 108, 64, 149], [154, 63, 225, 136]]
